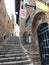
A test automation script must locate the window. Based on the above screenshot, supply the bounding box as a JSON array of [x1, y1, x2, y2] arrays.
[[26, 16, 31, 27], [23, 32, 29, 45], [24, 0, 29, 4]]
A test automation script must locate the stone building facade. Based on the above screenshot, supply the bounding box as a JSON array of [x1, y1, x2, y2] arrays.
[[20, 0, 49, 65], [0, 0, 15, 38]]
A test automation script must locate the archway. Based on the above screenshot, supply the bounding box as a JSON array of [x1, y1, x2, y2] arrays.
[[32, 12, 46, 29], [37, 23, 49, 65], [32, 12, 48, 64]]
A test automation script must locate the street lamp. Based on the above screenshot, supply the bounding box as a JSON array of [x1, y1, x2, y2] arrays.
[[25, 0, 49, 11], [25, 3, 36, 9], [15, 0, 20, 24]]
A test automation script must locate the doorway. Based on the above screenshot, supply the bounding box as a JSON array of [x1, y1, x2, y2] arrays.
[[37, 23, 49, 65]]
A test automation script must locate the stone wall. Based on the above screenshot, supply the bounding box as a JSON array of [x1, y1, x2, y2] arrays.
[[20, 0, 49, 65], [0, 0, 15, 42]]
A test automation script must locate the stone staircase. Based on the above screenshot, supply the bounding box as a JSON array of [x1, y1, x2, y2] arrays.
[[0, 36, 33, 65]]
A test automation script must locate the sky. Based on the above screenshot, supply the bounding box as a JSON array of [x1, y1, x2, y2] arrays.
[[4, 0, 20, 36], [5, 0, 15, 19]]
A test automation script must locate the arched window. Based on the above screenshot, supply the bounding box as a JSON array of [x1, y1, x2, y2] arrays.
[[25, 16, 31, 27]]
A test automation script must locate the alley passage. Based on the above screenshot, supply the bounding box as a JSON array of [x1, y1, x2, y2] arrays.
[[0, 36, 33, 65]]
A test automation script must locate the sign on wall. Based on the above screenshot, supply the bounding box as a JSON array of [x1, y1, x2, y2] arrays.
[[20, 9, 26, 19], [36, 0, 49, 11], [29, 35, 31, 43]]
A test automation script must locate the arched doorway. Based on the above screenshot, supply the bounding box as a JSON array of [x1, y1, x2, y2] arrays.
[[37, 23, 49, 65]]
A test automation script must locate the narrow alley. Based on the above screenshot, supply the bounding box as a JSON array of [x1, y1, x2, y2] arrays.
[[0, 36, 33, 65]]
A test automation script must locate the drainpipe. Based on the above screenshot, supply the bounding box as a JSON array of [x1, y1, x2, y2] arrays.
[[15, 0, 20, 25]]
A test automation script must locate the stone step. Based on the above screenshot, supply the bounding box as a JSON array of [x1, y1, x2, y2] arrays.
[[1, 46, 21, 49], [0, 50, 8, 52], [7, 47, 22, 49], [10, 48, 23, 50], [0, 53, 27, 57], [4, 44, 20, 47], [0, 47, 23, 50], [1, 45, 21, 48], [0, 47, 22, 49], [0, 51, 12, 54], [6, 43, 20, 45], [0, 52, 24, 55], [0, 48, 22, 51], [9, 50, 23, 52], [0, 55, 29, 59], [0, 42, 20, 45], [0, 58, 31, 65], [0, 55, 29, 62], [0, 49, 23, 52], [0, 50, 24, 54], [0, 46, 25, 50], [0, 37, 33, 65]]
